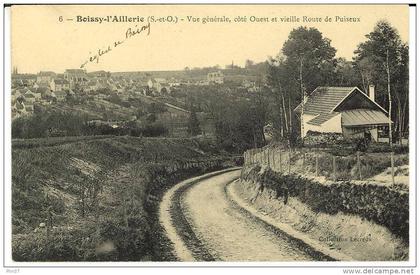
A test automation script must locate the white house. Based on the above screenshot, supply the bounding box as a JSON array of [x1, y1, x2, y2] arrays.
[[147, 78, 170, 94], [37, 71, 56, 83], [50, 78, 70, 92], [207, 71, 224, 84], [294, 86, 391, 142]]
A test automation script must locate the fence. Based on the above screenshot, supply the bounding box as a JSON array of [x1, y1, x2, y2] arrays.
[[243, 146, 402, 184]]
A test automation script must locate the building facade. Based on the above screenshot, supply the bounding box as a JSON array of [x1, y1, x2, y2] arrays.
[[295, 86, 391, 142]]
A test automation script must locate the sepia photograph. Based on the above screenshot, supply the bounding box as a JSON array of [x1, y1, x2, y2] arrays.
[[2, 2, 417, 272]]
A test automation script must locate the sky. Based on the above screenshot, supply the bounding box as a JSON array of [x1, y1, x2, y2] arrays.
[[11, 4, 409, 74]]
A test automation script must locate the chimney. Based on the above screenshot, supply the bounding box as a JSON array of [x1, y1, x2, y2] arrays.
[[368, 85, 375, 102]]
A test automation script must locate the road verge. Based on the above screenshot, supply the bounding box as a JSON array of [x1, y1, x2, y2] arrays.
[[226, 179, 353, 261]]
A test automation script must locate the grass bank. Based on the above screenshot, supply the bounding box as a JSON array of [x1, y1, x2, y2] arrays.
[[12, 135, 237, 261], [236, 165, 408, 261]]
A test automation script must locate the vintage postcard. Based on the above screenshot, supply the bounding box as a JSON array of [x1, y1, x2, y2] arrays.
[[2, 2, 417, 273]]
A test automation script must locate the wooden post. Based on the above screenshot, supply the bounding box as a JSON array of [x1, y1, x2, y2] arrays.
[[302, 152, 306, 171], [357, 151, 362, 180], [267, 149, 271, 168], [333, 156, 337, 182], [391, 151, 395, 185], [315, 152, 319, 177], [288, 147, 291, 174]]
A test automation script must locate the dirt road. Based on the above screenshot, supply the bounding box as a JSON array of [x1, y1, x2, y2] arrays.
[[160, 169, 327, 261]]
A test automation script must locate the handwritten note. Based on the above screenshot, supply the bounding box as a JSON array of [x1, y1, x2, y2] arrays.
[[80, 22, 151, 68]]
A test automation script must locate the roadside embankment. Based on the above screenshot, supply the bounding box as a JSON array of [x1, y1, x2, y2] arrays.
[[234, 165, 408, 261], [11, 136, 239, 261]]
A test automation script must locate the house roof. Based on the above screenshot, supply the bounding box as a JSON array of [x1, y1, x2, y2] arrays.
[[294, 86, 387, 116], [295, 87, 356, 116], [38, 71, 56, 76], [307, 112, 340, 126], [65, 69, 86, 74], [341, 109, 390, 127]]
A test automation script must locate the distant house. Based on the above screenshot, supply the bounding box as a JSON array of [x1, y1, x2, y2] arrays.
[[197, 80, 210, 86], [37, 71, 56, 83], [207, 71, 224, 84], [50, 78, 70, 92], [148, 78, 170, 94], [88, 70, 110, 79], [85, 80, 99, 92], [12, 100, 28, 118], [11, 89, 23, 103], [294, 86, 391, 142], [21, 88, 41, 104], [168, 78, 181, 87]]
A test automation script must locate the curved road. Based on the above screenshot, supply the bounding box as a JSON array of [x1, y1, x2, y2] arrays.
[[160, 169, 325, 261]]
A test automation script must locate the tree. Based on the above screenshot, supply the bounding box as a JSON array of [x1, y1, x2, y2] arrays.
[[187, 110, 201, 136], [268, 26, 337, 141], [245, 59, 255, 68], [266, 56, 296, 140], [335, 58, 360, 87], [282, 26, 337, 94], [354, 20, 409, 144]]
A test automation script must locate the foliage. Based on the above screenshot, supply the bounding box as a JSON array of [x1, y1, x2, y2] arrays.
[[142, 123, 169, 137], [187, 110, 201, 136], [282, 26, 337, 93], [303, 131, 345, 147], [267, 26, 338, 141], [12, 111, 89, 138], [243, 166, 409, 242], [12, 136, 236, 261], [354, 20, 409, 137]]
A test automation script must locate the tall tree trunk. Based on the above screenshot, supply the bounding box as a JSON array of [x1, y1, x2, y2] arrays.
[[281, 93, 289, 134], [396, 95, 402, 145], [278, 94, 284, 138], [386, 49, 395, 185], [386, 49, 393, 147], [401, 94, 408, 134], [288, 95, 292, 134], [299, 57, 305, 142], [252, 124, 257, 149]]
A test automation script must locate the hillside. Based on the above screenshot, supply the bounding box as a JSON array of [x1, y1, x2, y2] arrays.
[[12, 136, 234, 261]]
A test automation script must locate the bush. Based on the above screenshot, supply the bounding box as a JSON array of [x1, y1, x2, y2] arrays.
[[142, 123, 168, 137], [304, 131, 345, 147], [12, 227, 91, 261]]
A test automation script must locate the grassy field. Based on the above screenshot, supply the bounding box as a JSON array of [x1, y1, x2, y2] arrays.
[[252, 145, 409, 187], [11, 135, 231, 261]]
